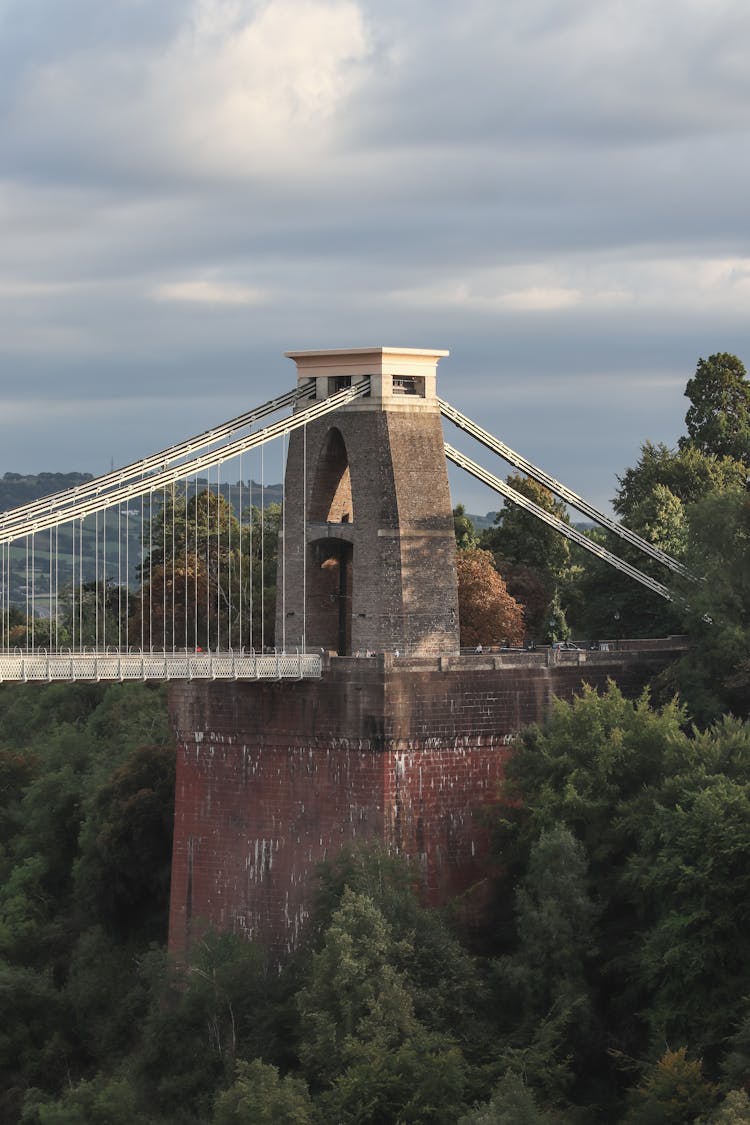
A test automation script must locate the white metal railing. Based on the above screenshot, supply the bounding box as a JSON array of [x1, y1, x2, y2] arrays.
[[0, 651, 322, 682]]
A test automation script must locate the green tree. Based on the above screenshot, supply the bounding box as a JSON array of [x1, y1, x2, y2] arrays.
[[491, 684, 750, 1106], [317, 1027, 467, 1124], [491, 827, 600, 1108], [213, 1059, 313, 1124], [614, 441, 745, 522], [624, 1047, 717, 1124], [481, 476, 572, 640], [497, 825, 598, 1021], [0, 682, 171, 1115], [574, 439, 747, 642], [489, 686, 682, 1088], [0, 728, 99, 967], [73, 743, 175, 942], [307, 847, 491, 1070], [133, 488, 243, 650], [453, 505, 479, 551], [134, 933, 269, 1120], [622, 716, 750, 1061], [298, 887, 468, 1121], [245, 502, 281, 649], [722, 997, 750, 1096], [0, 745, 36, 859], [22, 1074, 142, 1125], [0, 963, 65, 1118], [665, 487, 750, 722], [494, 684, 689, 883], [710, 1090, 750, 1124], [458, 1072, 555, 1124], [62, 926, 152, 1070], [681, 353, 750, 465], [298, 888, 421, 1086]]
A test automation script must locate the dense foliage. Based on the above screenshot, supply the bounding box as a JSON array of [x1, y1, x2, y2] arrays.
[[0, 681, 173, 1123], [1, 676, 748, 1122]]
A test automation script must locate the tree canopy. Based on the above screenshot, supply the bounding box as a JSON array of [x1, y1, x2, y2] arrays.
[[681, 352, 750, 464], [456, 548, 525, 648], [1, 677, 749, 1122], [480, 476, 573, 639]]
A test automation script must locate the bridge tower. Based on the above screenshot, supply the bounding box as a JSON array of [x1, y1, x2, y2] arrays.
[[276, 348, 460, 656], [166, 345, 680, 962]]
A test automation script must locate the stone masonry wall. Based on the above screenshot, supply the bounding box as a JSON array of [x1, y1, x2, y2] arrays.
[[277, 407, 459, 656]]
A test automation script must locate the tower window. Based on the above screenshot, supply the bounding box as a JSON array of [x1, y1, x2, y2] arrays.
[[329, 375, 352, 395], [392, 376, 424, 396]]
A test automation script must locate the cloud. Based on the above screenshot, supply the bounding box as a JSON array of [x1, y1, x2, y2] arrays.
[[354, 0, 750, 149], [6, 0, 372, 182], [383, 278, 585, 314], [380, 255, 750, 317], [152, 279, 270, 306], [0, 280, 88, 299], [1, 0, 749, 514]]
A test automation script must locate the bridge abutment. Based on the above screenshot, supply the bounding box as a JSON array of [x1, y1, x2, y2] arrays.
[[167, 650, 671, 958]]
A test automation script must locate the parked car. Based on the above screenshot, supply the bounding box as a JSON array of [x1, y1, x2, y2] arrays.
[[552, 641, 580, 651]]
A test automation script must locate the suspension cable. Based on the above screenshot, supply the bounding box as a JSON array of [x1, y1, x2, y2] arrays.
[[439, 397, 691, 578], [0, 381, 370, 544], [238, 458, 243, 652], [302, 420, 307, 654], [445, 443, 675, 601], [0, 382, 317, 534], [281, 432, 287, 653], [1, 380, 367, 658]]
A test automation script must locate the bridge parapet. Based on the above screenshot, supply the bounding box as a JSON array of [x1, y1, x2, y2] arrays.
[[0, 651, 322, 683], [330, 637, 689, 673]]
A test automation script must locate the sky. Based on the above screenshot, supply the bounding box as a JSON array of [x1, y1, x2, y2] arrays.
[[2, 0, 750, 516]]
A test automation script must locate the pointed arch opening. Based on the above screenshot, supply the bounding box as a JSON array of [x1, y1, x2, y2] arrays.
[[309, 427, 353, 524]]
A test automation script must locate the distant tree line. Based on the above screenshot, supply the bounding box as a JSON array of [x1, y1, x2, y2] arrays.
[[0, 473, 95, 513]]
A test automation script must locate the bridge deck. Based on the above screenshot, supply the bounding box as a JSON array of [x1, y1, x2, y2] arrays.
[[0, 652, 322, 682]]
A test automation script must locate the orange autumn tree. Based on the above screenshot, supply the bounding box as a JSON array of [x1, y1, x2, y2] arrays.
[[457, 548, 525, 649]]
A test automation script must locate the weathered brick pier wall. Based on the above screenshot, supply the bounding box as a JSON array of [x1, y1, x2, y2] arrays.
[[167, 647, 679, 958]]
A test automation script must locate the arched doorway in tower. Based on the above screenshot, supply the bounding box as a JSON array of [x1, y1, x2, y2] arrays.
[[307, 427, 354, 654], [308, 537, 353, 655]]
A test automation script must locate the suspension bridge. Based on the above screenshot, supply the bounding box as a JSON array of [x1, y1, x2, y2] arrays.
[[0, 347, 685, 682]]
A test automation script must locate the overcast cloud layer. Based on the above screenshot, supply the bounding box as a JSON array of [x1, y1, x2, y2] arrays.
[[2, 0, 750, 513]]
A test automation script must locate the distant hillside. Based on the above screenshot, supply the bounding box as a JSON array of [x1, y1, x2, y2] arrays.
[[467, 511, 499, 531], [0, 472, 94, 513], [468, 509, 598, 534]]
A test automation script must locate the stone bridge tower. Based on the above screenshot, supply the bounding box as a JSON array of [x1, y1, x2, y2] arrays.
[[276, 347, 460, 656], [166, 345, 682, 961]]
